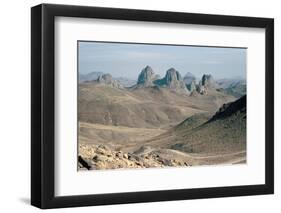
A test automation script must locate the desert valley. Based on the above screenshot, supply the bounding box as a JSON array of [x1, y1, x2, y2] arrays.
[[78, 66, 246, 170]]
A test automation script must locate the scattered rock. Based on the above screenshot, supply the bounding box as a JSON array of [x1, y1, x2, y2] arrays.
[[92, 155, 98, 161], [79, 144, 190, 170]]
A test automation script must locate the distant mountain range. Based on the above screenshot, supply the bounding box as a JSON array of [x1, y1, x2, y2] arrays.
[[216, 78, 246, 98], [79, 66, 246, 98], [216, 78, 246, 89], [79, 72, 136, 87]]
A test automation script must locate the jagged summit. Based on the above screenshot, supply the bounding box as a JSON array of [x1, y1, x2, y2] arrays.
[[135, 66, 188, 94], [153, 68, 189, 94], [201, 74, 216, 88], [165, 68, 182, 84], [137, 65, 157, 87], [197, 74, 216, 94]]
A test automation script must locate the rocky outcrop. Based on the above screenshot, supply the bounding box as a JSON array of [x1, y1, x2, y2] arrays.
[[96, 74, 123, 89], [183, 72, 196, 85], [154, 68, 189, 94], [78, 156, 91, 170], [201, 74, 216, 88], [165, 68, 183, 86], [187, 80, 196, 92], [137, 66, 158, 87], [197, 74, 216, 94], [135, 66, 189, 94]]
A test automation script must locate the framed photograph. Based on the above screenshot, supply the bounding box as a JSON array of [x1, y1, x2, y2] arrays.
[[31, 4, 274, 209]]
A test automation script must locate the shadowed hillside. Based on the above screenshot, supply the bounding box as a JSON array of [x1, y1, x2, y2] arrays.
[[145, 95, 246, 155]]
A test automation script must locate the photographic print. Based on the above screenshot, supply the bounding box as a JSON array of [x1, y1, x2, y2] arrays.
[[78, 41, 247, 171], [31, 5, 274, 208]]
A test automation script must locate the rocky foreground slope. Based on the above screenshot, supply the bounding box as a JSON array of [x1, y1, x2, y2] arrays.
[[79, 95, 246, 170], [78, 144, 190, 170]]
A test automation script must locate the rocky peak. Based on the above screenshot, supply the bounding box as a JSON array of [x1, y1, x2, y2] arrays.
[[97, 73, 123, 89], [201, 74, 216, 88], [197, 74, 216, 94], [165, 68, 183, 85], [137, 66, 157, 87], [153, 68, 188, 94]]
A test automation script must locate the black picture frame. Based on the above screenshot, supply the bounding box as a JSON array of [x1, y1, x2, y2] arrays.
[[31, 3, 274, 209]]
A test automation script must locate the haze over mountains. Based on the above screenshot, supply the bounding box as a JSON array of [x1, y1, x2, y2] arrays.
[[78, 65, 247, 170]]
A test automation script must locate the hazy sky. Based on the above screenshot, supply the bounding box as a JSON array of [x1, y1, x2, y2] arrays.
[[78, 41, 246, 80]]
